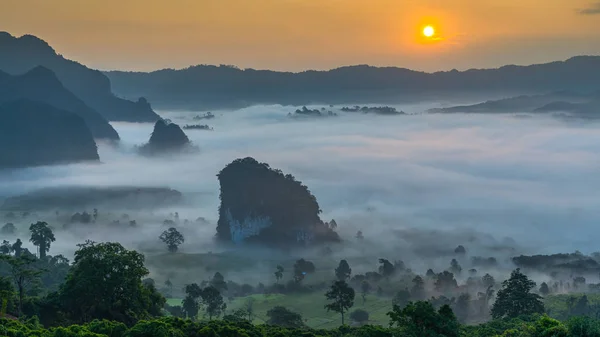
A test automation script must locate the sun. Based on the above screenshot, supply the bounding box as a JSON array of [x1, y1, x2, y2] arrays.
[[423, 26, 435, 37]]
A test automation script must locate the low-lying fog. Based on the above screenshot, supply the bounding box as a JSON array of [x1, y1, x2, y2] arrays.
[[1, 103, 600, 282]]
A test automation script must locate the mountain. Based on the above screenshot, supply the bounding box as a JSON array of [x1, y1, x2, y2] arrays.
[[106, 56, 600, 110], [139, 119, 192, 155], [0, 32, 160, 122], [0, 100, 100, 168], [429, 90, 600, 117], [0, 66, 119, 140], [216, 157, 340, 247]]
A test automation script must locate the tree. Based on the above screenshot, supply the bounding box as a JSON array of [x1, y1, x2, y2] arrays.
[[29, 222, 55, 258], [1, 254, 42, 317], [59, 242, 164, 324], [491, 268, 544, 319], [182, 295, 199, 320], [360, 280, 371, 304], [201, 286, 226, 320], [539, 282, 550, 296], [0, 240, 10, 255], [454, 245, 466, 254], [11, 239, 23, 257], [210, 272, 228, 292], [454, 293, 470, 323], [244, 297, 255, 321], [411, 275, 426, 300], [335, 259, 352, 281], [159, 227, 184, 253], [392, 288, 412, 309], [449, 259, 462, 275], [378, 259, 395, 279], [482, 273, 495, 288], [266, 306, 304, 328], [350, 309, 369, 325], [435, 271, 458, 293], [356, 230, 364, 241], [274, 265, 284, 283], [387, 301, 460, 337], [293, 258, 315, 283], [324, 280, 355, 325]]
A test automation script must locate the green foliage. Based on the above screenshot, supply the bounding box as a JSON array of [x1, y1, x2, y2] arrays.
[[491, 269, 544, 319], [387, 301, 460, 337], [59, 242, 164, 324], [324, 280, 355, 325], [201, 286, 226, 320], [29, 221, 56, 258]]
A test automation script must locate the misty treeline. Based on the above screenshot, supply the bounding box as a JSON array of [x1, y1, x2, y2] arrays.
[[3, 221, 600, 336]]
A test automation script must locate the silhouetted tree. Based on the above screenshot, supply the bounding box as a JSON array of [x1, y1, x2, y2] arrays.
[[411, 276, 426, 300], [274, 265, 284, 283], [11, 239, 23, 257], [435, 271, 458, 293], [0, 240, 10, 255], [454, 293, 470, 323], [491, 268, 544, 319], [159, 227, 184, 253], [335, 259, 352, 281], [201, 286, 226, 320], [0, 254, 42, 317], [356, 230, 364, 241], [482, 273, 495, 288], [325, 280, 355, 325], [539, 282, 550, 296], [449, 259, 462, 275], [293, 258, 315, 283], [454, 245, 466, 254], [210, 272, 228, 292], [379, 259, 395, 279], [29, 221, 55, 258]]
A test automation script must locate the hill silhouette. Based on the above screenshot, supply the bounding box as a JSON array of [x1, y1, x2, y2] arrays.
[[0, 66, 119, 140], [0, 32, 160, 122], [106, 57, 600, 110], [139, 119, 192, 155], [0, 100, 100, 168]]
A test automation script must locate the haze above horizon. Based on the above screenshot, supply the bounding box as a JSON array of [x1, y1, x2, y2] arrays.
[[1, 0, 600, 72]]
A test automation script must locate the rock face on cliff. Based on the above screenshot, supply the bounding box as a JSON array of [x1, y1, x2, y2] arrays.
[[0, 100, 100, 168], [0, 32, 160, 122], [0, 66, 119, 140], [216, 157, 340, 246], [139, 119, 191, 154]]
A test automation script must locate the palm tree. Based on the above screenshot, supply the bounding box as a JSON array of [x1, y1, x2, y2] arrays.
[[29, 222, 55, 258]]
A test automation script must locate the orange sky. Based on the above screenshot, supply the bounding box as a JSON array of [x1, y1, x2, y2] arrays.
[[1, 0, 599, 72]]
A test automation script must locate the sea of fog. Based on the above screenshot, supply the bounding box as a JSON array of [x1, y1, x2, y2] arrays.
[[2, 103, 600, 260]]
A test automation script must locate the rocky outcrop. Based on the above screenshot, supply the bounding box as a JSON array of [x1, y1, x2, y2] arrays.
[[139, 119, 191, 154], [216, 157, 340, 246], [0, 66, 119, 140], [0, 100, 99, 168], [0, 32, 160, 122]]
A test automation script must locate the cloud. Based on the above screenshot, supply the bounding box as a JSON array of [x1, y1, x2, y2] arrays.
[[3, 101, 600, 277], [578, 1, 600, 14]]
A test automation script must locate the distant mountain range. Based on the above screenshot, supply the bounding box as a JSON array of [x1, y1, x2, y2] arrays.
[[0, 32, 160, 122], [0, 66, 119, 140], [429, 90, 600, 117], [106, 56, 600, 110]]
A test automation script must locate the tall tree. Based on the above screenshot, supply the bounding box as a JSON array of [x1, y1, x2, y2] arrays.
[[392, 288, 412, 309], [210, 272, 228, 292], [378, 259, 395, 279], [0, 254, 42, 317], [335, 259, 352, 281], [201, 286, 226, 320], [29, 222, 55, 258], [182, 283, 202, 320], [539, 282, 550, 296], [59, 242, 164, 324], [324, 280, 355, 325], [159, 227, 184, 253], [0, 240, 10, 255], [491, 268, 544, 319], [274, 265, 284, 284], [293, 258, 315, 283], [411, 275, 426, 300], [11, 239, 23, 257]]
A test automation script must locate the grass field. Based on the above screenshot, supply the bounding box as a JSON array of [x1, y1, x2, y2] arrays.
[[168, 292, 394, 329]]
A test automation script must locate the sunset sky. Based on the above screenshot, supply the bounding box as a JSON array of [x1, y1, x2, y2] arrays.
[[1, 0, 599, 72]]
